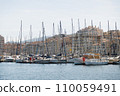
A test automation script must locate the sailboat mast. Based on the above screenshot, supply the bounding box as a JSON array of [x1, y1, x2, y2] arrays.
[[91, 20, 93, 27], [90, 20, 93, 53], [84, 19, 87, 53], [19, 20, 22, 55], [78, 19, 80, 31], [42, 22, 45, 57], [71, 19, 74, 55], [53, 23, 55, 55], [53, 23, 55, 36], [59, 21, 62, 55], [99, 22, 101, 29], [39, 31, 41, 54], [30, 25, 32, 54], [115, 22, 119, 56], [59, 21, 62, 35], [99, 22, 103, 55], [108, 20, 111, 57], [115, 22, 117, 30], [84, 19, 86, 28], [39, 31, 41, 41], [78, 19, 81, 55], [63, 29, 67, 57]]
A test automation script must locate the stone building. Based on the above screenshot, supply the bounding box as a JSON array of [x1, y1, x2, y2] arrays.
[[22, 34, 72, 56], [74, 26, 120, 56], [0, 35, 4, 56], [103, 30, 120, 56], [74, 26, 103, 55]]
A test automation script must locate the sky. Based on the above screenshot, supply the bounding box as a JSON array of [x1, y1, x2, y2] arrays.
[[0, 0, 120, 42]]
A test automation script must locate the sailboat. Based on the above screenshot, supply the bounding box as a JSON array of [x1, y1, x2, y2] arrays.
[[56, 21, 67, 63], [84, 53, 108, 65], [16, 21, 32, 63], [16, 20, 24, 63], [73, 19, 85, 65], [106, 21, 119, 64], [34, 22, 50, 64]]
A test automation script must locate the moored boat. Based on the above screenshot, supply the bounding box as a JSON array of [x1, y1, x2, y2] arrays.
[[82, 53, 108, 65], [85, 59, 108, 65], [74, 57, 85, 65], [4, 56, 15, 62]]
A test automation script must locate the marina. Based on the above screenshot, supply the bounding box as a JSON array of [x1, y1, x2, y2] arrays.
[[1, 20, 120, 65]]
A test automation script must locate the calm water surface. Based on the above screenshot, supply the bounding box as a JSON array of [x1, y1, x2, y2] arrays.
[[0, 62, 120, 80]]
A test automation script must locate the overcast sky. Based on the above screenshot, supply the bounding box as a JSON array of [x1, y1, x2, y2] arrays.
[[0, 0, 120, 42]]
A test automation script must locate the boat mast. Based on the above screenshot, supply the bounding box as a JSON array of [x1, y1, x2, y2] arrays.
[[42, 22, 45, 58], [91, 20, 93, 27], [45, 33, 49, 56], [19, 20, 22, 55], [57, 24, 60, 54], [99, 22, 103, 55], [115, 22, 119, 56], [53, 23, 55, 55], [53, 23, 55, 36], [84, 19, 86, 28], [90, 20, 93, 53], [39, 31, 41, 41], [35, 31, 40, 55], [84, 19, 87, 53], [78, 19, 81, 56], [59, 21, 62, 55], [108, 20, 111, 57], [78, 19, 80, 31], [39, 31, 41, 55], [30, 25, 32, 54], [63, 29, 67, 57], [115, 22, 117, 30], [71, 18, 74, 56]]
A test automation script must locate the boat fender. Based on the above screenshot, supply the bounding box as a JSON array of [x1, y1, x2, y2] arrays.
[[83, 57, 85, 63]]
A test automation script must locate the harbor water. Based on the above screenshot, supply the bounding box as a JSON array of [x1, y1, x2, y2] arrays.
[[0, 62, 120, 80]]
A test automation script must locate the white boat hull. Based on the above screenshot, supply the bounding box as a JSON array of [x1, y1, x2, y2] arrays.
[[67, 58, 74, 63], [74, 58, 84, 65], [85, 59, 108, 65], [4, 59, 14, 62]]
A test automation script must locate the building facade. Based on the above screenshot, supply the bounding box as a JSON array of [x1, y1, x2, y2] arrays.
[[0, 35, 4, 56]]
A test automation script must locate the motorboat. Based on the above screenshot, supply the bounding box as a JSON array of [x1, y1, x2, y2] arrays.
[[85, 59, 108, 65], [74, 57, 85, 65], [4, 56, 15, 62]]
